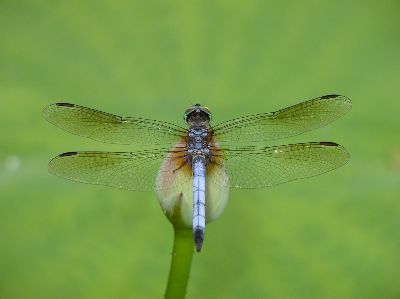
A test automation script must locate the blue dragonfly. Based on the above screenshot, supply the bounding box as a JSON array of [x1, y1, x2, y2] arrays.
[[44, 94, 351, 251]]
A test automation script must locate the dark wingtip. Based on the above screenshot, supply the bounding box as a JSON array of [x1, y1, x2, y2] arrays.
[[59, 151, 78, 157], [319, 141, 339, 147], [194, 229, 204, 252], [320, 94, 339, 99], [56, 103, 75, 107]]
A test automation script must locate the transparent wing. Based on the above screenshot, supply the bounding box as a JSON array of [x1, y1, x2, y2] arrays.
[[48, 148, 192, 191], [212, 95, 351, 143], [43, 103, 187, 145], [209, 142, 350, 188]]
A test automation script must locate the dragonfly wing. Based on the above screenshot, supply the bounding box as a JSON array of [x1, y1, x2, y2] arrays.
[[212, 95, 351, 143], [43, 103, 187, 145], [209, 142, 350, 188], [48, 148, 191, 191]]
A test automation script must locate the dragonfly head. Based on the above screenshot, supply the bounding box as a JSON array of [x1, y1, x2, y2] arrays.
[[184, 104, 212, 125]]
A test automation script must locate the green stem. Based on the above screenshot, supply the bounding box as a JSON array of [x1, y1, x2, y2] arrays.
[[165, 228, 194, 299]]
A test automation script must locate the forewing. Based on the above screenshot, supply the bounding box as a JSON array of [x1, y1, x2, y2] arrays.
[[43, 103, 187, 145], [48, 148, 191, 191], [212, 95, 351, 143], [209, 142, 350, 188]]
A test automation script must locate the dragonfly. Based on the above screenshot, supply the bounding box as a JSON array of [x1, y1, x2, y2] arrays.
[[43, 94, 351, 252]]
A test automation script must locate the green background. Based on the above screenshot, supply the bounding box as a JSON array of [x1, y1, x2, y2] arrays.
[[1, 1, 399, 298]]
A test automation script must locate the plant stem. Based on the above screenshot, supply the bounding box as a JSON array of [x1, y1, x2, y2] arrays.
[[165, 228, 194, 299]]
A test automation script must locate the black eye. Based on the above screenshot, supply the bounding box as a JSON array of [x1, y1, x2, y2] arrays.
[[184, 110, 194, 122]]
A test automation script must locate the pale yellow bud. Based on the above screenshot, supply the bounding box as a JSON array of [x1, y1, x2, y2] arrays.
[[156, 142, 229, 228]]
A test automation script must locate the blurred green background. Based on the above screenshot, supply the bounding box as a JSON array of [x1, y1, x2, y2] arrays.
[[1, 1, 399, 298]]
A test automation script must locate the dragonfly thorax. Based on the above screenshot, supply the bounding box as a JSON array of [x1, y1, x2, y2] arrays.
[[186, 127, 211, 164]]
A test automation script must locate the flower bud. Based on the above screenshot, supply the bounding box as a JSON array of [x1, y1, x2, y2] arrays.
[[156, 143, 229, 228]]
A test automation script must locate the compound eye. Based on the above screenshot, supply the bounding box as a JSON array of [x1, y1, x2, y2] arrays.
[[202, 107, 211, 118], [203, 110, 212, 122], [183, 108, 195, 122]]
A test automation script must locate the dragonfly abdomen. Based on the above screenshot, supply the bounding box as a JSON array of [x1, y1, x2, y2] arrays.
[[192, 155, 206, 252]]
